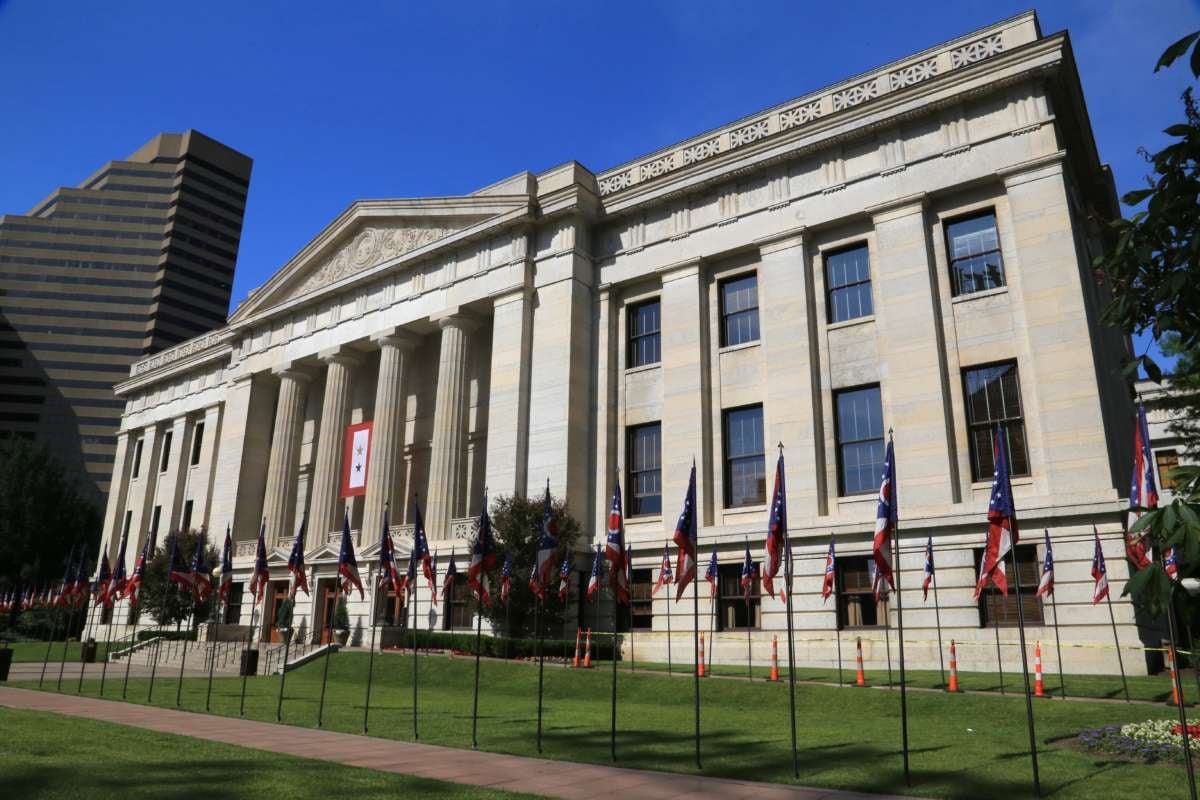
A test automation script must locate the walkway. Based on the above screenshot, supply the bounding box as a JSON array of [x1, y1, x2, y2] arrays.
[[0, 686, 924, 800]]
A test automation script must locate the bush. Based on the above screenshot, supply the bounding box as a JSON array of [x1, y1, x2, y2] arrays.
[[389, 628, 621, 661], [275, 598, 294, 629], [333, 597, 350, 631]]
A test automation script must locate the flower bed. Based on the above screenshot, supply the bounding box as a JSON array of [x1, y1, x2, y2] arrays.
[[1077, 718, 1198, 764]]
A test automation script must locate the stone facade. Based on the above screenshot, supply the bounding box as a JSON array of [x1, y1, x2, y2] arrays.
[[89, 12, 1150, 675]]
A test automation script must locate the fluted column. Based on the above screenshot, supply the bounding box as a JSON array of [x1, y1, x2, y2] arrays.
[[262, 366, 311, 546], [309, 348, 361, 538], [426, 312, 476, 540], [364, 330, 418, 532]]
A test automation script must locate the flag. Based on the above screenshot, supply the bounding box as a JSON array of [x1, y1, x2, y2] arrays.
[[123, 542, 149, 606], [587, 546, 602, 601], [558, 555, 571, 603], [740, 547, 755, 602], [672, 461, 698, 602], [337, 514, 364, 598], [71, 549, 90, 602], [218, 526, 234, 602], [442, 553, 458, 602], [500, 555, 512, 604], [168, 537, 193, 593], [412, 501, 434, 593], [652, 545, 673, 596], [704, 548, 719, 598], [974, 428, 1018, 599], [605, 480, 629, 605], [377, 508, 403, 596], [286, 517, 310, 597], [1126, 403, 1157, 570], [821, 538, 836, 604], [763, 452, 786, 598], [1166, 548, 1180, 580], [1036, 530, 1054, 598], [429, 552, 439, 599], [531, 481, 558, 599], [248, 520, 271, 603], [781, 540, 794, 605], [921, 536, 934, 601], [624, 544, 633, 602], [58, 547, 77, 608], [94, 551, 112, 607], [191, 532, 212, 603], [108, 529, 129, 604], [400, 544, 416, 598], [1091, 527, 1109, 604], [872, 437, 897, 602], [468, 497, 497, 605]]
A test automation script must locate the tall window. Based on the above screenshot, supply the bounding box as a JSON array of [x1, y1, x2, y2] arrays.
[[150, 506, 162, 546], [181, 499, 194, 533], [121, 509, 132, 542], [723, 405, 766, 507], [835, 386, 885, 495], [627, 299, 661, 368], [826, 244, 873, 323], [159, 431, 172, 472], [976, 545, 1043, 626], [1157, 449, 1179, 490], [190, 421, 205, 466], [836, 556, 890, 628], [131, 438, 144, 478], [716, 563, 760, 630], [224, 583, 244, 624], [947, 210, 1005, 296], [627, 423, 662, 516], [963, 362, 1030, 481], [443, 575, 472, 630], [630, 568, 653, 630], [719, 273, 760, 347]]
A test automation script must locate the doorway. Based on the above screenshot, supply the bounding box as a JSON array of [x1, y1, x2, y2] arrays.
[[316, 579, 338, 644], [266, 581, 290, 643]]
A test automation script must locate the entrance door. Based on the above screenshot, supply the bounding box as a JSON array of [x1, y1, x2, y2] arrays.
[[318, 581, 338, 644], [266, 581, 290, 643]]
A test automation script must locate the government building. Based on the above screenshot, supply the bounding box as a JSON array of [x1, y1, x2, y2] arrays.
[[89, 13, 1151, 675]]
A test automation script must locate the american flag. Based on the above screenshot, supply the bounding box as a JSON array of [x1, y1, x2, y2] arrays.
[[429, 551, 439, 598], [442, 553, 458, 602], [1166, 548, 1180, 580], [286, 517, 310, 597], [974, 427, 1018, 599], [248, 519, 271, 602], [191, 531, 212, 604], [337, 513, 364, 598], [94, 551, 113, 607], [821, 538, 836, 604], [500, 555, 512, 604], [557, 555, 571, 603], [218, 526, 234, 602], [781, 540, 794, 605], [108, 529, 129, 605], [762, 452, 786, 598], [587, 546, 602, 602], [1091, 527, 1109, 604], [468, 497, 497, 606], [412, 501, 434, 594], [57, 546, 77, 608], [704, 548, 719, 598], [740, 547, 755, 602], [872, 437, 897, 602], [123, 542, 149, 606], [1126, 403, 1157, 570], [1034, 530, 1054, 598], [606, 480, 629, 605], [377, 508, 403, 596], [531, 481, 558, 599], [922, 536, 934, 602], [672, 460, 698, 602], [624, 544, 633, 601], [400, 544, 416, 598], [71, 549, 90, 603], [652, 545, 673, 596], [168, 537, 193, 592]]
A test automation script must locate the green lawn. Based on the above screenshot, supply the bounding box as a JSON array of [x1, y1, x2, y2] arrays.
[[17, 650, 1193, 799], [0, 706, 534, 799], [3, 641, 118, 663]]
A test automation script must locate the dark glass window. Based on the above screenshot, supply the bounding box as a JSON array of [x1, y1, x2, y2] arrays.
[[717, 563, 760, 630], [443, 575, 472, 630], [181, 500, 193, 532], [720, 273, 760, 347], [976, 545, 1043, 626], [627, 423, 662, 516], [963, 362, 1030, 481], [1157, 449, 1179, 490], [131, 439, 144, 478], [121, 510, 133, 542], [947, 211, 1005, 296], [190, 422, 205, 466], [374, 585, 406, 626], [836, 556, 890, 628], [627, 299, 661, 368], [723, 405, 766, 507], [826, 244, 873, 323], [150, 506, 162, 548], [160, 431, 173, 472], [835, 386, 885, 495], [630, 568, 653, 630], [224, 583, 244, 624]]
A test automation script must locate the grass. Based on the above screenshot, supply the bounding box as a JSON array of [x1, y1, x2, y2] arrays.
[[0, 706, 534, 799], [3, 641, 117, 663], [15, 649, 1193, 799]]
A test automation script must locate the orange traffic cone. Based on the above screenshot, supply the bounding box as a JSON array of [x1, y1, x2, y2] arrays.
[[1169, 644, 1182, 707], [769, 635, 780, 682], [698, 633, 706, 677], [855, 637, 866, 687], [948, 640, 959, 693], [583, 629, 592, 668], [572, 628, 581, 668], [1034, 641, 1045, 698]]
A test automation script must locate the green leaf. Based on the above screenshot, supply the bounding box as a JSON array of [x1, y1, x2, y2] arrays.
[[1164, 123, 1193, 137], [1128, 508, 1159, 533], [1155, 31, 1200, 72], [1122, 188, 1154, 205], [1143, 354, 1164, 383]]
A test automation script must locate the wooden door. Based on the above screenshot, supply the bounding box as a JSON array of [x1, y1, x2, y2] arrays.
[[266, 581, 289, 643], [319, 583, 338, 644]]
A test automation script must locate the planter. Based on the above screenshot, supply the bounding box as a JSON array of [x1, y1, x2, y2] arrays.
[[334, 629, 350, 646]]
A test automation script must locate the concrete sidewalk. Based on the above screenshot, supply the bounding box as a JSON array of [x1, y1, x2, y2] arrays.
[[0, 686, 924, 800]]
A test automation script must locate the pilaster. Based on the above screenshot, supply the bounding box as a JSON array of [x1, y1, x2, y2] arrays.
[[484, 287, 533, 500], [262, 366, 312, 546], [426, 312, 477, 540], [309, 348, 362, 537]]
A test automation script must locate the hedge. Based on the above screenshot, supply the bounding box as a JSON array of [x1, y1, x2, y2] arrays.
[[391, 629, 620, 661]]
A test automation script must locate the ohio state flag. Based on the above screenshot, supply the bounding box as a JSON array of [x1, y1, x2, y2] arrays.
[[341, 422, 372, 497]]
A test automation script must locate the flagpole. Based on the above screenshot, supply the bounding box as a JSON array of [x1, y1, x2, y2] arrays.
[[79, 591, 100, 693], [883, 608, 893, 690], [276, 596, 293, 722], [206, 591, 222, 712], [1102, 584, 1130, 703], [410, 579, 419, 740], [666, 574, 674, 676], [1008, 546, 1041, 799], [931, 560, 946, 690], [610, 576, 619, 762], [58, 591, 82, 692], [100, 605, 115, 697], [707, 586, 716, 675], [471, 598, 483, 749], [504, 595, 511, 660], [692, 544, 701, 771], [780, 449, 799, 779], [316, 582, 339, 728], [890, 434, 911, 787], [239, 593, 259, 717], [535, 593, 545, 755], [992, 607, 1005, 694], [40, 546, 72, 688], [123, 604, 138, 700], [148, 557, 173, 703], [176, 603, 195, 708], [363, 596, 378, 734], [1166, 578, 1199, 800]]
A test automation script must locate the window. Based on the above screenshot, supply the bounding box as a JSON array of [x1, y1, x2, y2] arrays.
[[224, 583, 244, 624], [443, 574, 472, 630], [1157, 450, 1180, 490], [719, 273, 760, 347], [190, 422, 205, 466], [181, 500, 194, 533], [160, 431, 173, 472], [627, 299, 661, 368], [630, 568, 653, 630], [121, 509, 133, 542], [835, 386, 885, 495], [131, 438, 144, 478], [826, 244, 873, 323], [975, 545, 1043, 626], [150, 506, 162, 550], [717, 563, 760, 630], [963, 362, 1030, 481], [836, 556, 890, 628], [627, 423, 662, 516], [947, 211, 1005, 296], [723, 405, 766, 507]]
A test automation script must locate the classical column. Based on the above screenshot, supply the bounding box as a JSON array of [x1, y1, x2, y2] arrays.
[[262, 366, 311, 546], [426, 312, 476, 540], [309, 348, 361, 538], [364, 330, 418, 531], [483, 287, 532, 499]]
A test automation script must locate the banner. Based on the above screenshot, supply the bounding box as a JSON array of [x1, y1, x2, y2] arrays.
[[341, 421, 372, 497]]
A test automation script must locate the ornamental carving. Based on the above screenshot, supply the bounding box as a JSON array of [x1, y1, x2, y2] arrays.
[[950, 34, 1003, 68], [730, 119, 770, 148], [598, 170, 634, 196], [640, 154, 676, 181], [779, 100, 823, 130], [832, 80, 880, 111], [890, 58, 938, 90], [682, 137, 721, 165], [296, 223, 458, 295], [131, 330, 229, 376]]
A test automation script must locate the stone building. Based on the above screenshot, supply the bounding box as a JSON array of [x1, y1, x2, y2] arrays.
[[89, 12, 1149, 674]]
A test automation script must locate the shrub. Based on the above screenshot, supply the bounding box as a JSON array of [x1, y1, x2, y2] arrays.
[[333, 597, 350, 631]]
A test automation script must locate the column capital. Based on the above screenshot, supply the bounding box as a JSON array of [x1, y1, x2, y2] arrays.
[[271, 363, 312, 383], [370, 328, 421, 352], [431, 308, 480, 333], [318, 346, 363, 369]]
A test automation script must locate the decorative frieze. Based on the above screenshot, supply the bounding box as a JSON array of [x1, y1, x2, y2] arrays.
[[639, 153, 676, 181], [779, 100, 823, 131], [682, 137, 721, 165], [598, 170, 634, 195], [950, 33, 1003, 69], [730, 119, 770, 149], [130, 331, 228, 376], [890, 58, 938, 90], [832, 79, 880, 111]]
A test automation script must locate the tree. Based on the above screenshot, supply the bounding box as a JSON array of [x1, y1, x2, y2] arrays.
[[1095, 33, 1200, 616], [139, 529, 218, 627], [1157, 334, 1200, 461], [474, 493, 582, 639]]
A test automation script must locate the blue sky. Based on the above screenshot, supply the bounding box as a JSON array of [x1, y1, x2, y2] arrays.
[[1, 0, 1197, 362]]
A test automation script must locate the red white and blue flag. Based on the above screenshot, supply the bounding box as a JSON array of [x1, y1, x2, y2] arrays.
[[1127, 403, 1157, 570], [168, 536, 193, 592], [821, 537, 836, 604], [190, 531, 212, 603], [624, 544, 633, 602], [500, 555, 512, 604], [740, 547, 756, 602], [762, 452, 786, 598], [400, 543, 416, 598], [218, 526, 234, 602], [1166, 548, 1180, 580], [605, 480, 629, 605], [587, 546, 602, 601], [922, 536, 934, 602], [1036, 530, 1054, 598], [704, 548, 719, 598], [71, 549, 90, 602], [781, 540, 794, 605], [442, 553, 458, 602], [531, 481, 558, 600], [286, 517, 310, 597], [412, 501, 434, 595], [337, 514, 364, 599], [57, 547, 77, 608], [377, 508, 403, 596], [108, 529, 129, 605], [94, 550, 112, 606], [557, 555, 571, 603], [468, 497, 498, 605], [974, 428, 1018, 599], [652, 545, 673, 596], [872, 437, 897, 602], [123, 542, 149, 606], [248, 519, 271, 603], [1091, 527, 1109, 604], [672, 461, 698, 602]]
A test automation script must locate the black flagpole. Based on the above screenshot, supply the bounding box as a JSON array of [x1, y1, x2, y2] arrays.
[[41, 545, 73, 688], [471, 597, 483, 748], [610, 587, 619, 762], [206, 589, 222, 712], [504, 593, 511, 659], [148, 559, 174, 703], [100, 602, 116, 697], [992, 605, 1006, 694], [1008, 546, 1041, 798], [122, 602, 139, 700], [535, 593, 545, 754], [1097, 527, 1130, 703], [316, 582, 339, 728], [692, 544, 701, 770], [1048, 579, 1066, 699], [276, 594, 293, 722], [890, 432, 911, 787], [781, 446, 799, 779], [883, 604, 893, 690], [239, 591, 259, 717], [78, 589, 100, 693], [58, 588, 84, 692], [411, 576, 419, 739], [1166, 578, 1199, 800], [930, 552, 946, 689], [363, 591, 378, 734], [666, 578, 673, 675], [176, 603, 195, 708]]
